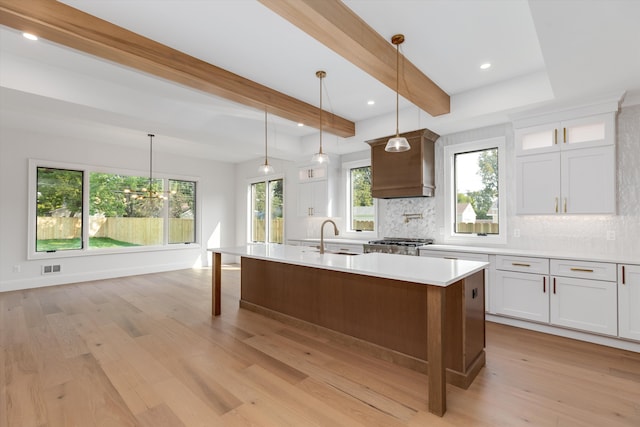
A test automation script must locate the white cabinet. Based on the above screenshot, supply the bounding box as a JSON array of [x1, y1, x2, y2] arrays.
[[515, 113, 615, 156], [421, 250, 490, 311], [297, 164, 333, 217], [325, 242, 364, 254], [492, 255, 549, 323], [619, 264, 640, 341], [515, 112, 616, 215], [549, 259, 617, 336]]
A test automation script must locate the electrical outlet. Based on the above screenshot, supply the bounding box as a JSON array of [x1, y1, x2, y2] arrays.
[[513, 229, 521, 238], [13, 265, 21, 273], [606, 231, 615, 241]]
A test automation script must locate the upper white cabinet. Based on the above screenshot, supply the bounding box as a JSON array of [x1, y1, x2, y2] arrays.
[[297, 164, 335, 217], [515, 111, 617, 215], [515, 113, 615, 156], [619, 264, 640, 341]]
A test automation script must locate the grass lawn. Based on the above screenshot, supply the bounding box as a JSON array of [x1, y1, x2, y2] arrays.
[[37, 237, 140, 252]]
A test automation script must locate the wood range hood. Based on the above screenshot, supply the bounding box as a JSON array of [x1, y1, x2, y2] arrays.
[[366, 128, 439, 199]]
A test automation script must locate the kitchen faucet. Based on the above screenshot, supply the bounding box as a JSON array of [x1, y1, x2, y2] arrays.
[[319, 219, 339, 254]]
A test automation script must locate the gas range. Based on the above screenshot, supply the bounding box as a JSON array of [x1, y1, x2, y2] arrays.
[[363, 237, 434, 256]]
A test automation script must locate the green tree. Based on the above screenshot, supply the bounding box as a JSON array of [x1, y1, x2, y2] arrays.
[[37, 168, 83, 216], [472, 149, 498, 219], [352, 166, 372, 206]]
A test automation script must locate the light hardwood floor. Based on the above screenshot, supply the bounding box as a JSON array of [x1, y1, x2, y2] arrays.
[[1, 266, 639, 426]]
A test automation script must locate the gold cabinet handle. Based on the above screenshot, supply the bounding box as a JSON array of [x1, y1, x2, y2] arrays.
[[622, 265, 626, 284], [563, 127, 567, 143], [543, 276, 546, 293], [570, 267, 594, 273], [564, 198, 567, 213], [512, 262, 531, 267], [444, 257, 458, 260], [554, 128, 558, 145], [555, 197, 559, 213]]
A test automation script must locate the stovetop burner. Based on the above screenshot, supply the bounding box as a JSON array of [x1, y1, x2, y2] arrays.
[[367, 238, 434, 247]]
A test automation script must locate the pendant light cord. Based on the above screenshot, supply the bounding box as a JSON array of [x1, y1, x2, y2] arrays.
[[148, 133, 154, 190], [264, 107, 268, 161], [395, 42, 400, 138], [318, 72, 324, 154]]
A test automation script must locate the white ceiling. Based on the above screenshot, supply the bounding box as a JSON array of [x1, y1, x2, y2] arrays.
[[1, 0, 639, 163]]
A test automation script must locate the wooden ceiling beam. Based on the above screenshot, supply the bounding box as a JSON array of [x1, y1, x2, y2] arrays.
[[259, 0, 450, 117], [0, 0, 355, 138]]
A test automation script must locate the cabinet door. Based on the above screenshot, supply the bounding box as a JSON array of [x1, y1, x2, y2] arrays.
[[515, 123, 560, 156], [516, 153, 560, 214], [619, 264, 640, 341], [493, 270, 549, 323], [561, 113, 615, 150], [550, 276, 617, 336], [561, 146, 615, 214], [297, 180, 328, 217]]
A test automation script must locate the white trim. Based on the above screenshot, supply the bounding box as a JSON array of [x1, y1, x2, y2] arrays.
[[341, 159, 377, 239], [487, 314, 640, 353], [246, 174, 286, 244], [443, 137, 507, 245]]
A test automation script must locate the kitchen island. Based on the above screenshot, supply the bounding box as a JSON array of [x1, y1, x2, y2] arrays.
[[209, 244, 488, 416]]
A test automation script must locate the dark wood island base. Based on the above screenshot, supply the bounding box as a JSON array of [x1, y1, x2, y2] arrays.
[[237, 257, 486, 416]]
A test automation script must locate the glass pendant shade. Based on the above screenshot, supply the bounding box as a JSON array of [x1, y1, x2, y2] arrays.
[[258, 162, 274, 174], [311, 151, 329, 164], [385, 136, 411, 152], [386, 34, 411, 153]]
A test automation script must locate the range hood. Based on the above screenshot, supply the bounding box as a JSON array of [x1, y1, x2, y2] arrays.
[[366, 128, 439, 198]]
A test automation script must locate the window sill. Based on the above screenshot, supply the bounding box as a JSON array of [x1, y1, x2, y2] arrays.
[[28, 243, 201, 260]]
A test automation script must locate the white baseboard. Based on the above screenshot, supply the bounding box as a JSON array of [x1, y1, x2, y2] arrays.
[[0, 261, 194, 292], [486, 313, 640, 353]]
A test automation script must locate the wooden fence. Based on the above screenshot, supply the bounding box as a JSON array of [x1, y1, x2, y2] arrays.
[[37, 217, 194, 245], [457, 222, 499, 234], [252, 218, 284, 243]]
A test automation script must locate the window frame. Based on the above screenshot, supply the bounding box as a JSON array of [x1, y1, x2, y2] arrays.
[[443, 137, 507, 245], [246, 173, 285, 244], [28, 159, 200, 260], [342, 159, 377, 239]]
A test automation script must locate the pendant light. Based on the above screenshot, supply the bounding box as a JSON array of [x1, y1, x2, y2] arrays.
[[311, 70, 330, 164], [124, 133, 170, 200], [385, 34, 411, 152], [258, 107, 274, 174]]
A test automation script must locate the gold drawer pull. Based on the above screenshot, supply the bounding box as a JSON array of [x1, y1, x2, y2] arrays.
[[570, 267, 594, 273], [444, 256, 458, 260], [512, 262, 531, 267]]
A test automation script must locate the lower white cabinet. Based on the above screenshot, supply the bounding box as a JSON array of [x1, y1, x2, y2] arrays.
[[494, 269, 549, 323], [549, 275, 617, 336], [492, 256, 618, 337], [619, 264, 640, 341]]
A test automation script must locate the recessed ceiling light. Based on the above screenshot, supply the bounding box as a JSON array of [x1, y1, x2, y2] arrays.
[[367, 100, 375, 105], [23, 32, 38, 41], [480, 62, 491, 70], [297, 122, 304, 127]]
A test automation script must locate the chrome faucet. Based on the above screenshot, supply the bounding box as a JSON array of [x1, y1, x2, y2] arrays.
[[319, 219, 339, 254]]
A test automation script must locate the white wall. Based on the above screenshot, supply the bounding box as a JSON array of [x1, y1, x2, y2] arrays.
[[0, 127, 237, 291], [433, 104, 640, 259]]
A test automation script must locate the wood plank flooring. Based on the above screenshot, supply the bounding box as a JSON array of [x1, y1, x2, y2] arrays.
[[1, 266, 639, 426]]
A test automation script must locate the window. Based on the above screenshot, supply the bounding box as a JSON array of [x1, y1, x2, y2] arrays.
[[443, 137, 506, 244], [169, 179, 196, 244], [29, 160, 199, 258], [343, 160, 376, 236], [36, 167, 84, 252], [249, 177, 284, 244]]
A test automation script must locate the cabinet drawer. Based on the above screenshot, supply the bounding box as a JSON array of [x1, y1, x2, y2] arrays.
[[420, 250, 489, 262], [551, 259, 616, 281], [495, 255, 549, 274]]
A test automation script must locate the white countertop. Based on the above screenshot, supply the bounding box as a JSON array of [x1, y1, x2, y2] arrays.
[[420, 244, 639, 265], [210, 244, 488, 287], [288, 238, 368, 245]]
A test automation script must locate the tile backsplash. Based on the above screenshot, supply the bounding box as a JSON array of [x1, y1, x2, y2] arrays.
[[378, 197, 437, 239]]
